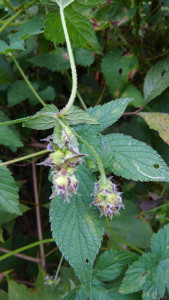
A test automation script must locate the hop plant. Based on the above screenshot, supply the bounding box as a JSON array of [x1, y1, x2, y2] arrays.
[[91, 178, 124, 219]]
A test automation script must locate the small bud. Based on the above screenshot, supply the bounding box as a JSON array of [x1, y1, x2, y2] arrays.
[[50, 173, 79, 202], [91, 178, 124, 219]]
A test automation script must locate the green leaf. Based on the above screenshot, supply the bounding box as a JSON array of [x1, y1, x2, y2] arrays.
[[104, 134, 169, 181], [76, 98, 132, 136], [55, 0, 74, 8], [120, 223, 169, 299], [50, 164, 105, 289], [101, 49, 138, 97], [23, 104, 58, 130], [0, 111, 23, 150], [0, 289, 8, 300], [64, 105, 99, 125], [0, 40, 10, 54], [8, 80, 39, 106], [0, 204, 29, 226], [74, 48, 95, 67], [72, 0, 104, 10], [0, 162, 21, 215], [143, 57, 169, 103], [44, 7, 101, 52], [121, 83, 144, 108], [93, 250, 138, 281], [28, 49, 70, 71], [29, 86, 56, 106], [9, 17, 44, 45], [107, 201, 153, 249], [139, 112, 169, 145]]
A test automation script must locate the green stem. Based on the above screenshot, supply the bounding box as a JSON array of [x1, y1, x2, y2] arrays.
[[106, 219, 144, 254], [2, 0, 14, 10], [58, 5, 77, 116], [0, 116, 33, 127], [54, 254, 64, 281], [0, 238, 55, 261], [0, 10, 22, 34], [12, 56, 46, 107], [0, 150, 49, 167]]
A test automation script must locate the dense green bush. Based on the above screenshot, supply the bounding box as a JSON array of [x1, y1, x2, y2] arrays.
[[0, 0, 169, 299]]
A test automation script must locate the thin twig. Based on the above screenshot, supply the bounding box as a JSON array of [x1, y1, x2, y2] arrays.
[[45, 247, 58, 258], [32, 160, 46, 271], [0, 247, 39, 263], [123, 106, 144, 116]]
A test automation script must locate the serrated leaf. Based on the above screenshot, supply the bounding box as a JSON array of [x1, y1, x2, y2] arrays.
[[64, 105, 99, 125], [139, 112, 169, 145], [101, 49, 138, 97], [74, 48, 94, 67], [8, 80, 39, 106], [23, 104, 58, 130], [76, 98, 132, 136], [143, 57, 169, 103], [0, 111, 23, 150], [50, 164, 105, 289], [120, 223, 169, 299], [9, 17, 44, 46], [28, 48, 70, 71], [0, 162, 21, 215], [93, 250, 138, 282], [44, 7, 101, 52], [54, 0, 74, 8], [104, 134, 169, 182]]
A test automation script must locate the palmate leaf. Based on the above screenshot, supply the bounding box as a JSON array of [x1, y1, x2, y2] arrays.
[[120, 223, 169, 300], [50, 164, 105, 289], [44, 7, 101, 52], [0, 162, 21, 215]]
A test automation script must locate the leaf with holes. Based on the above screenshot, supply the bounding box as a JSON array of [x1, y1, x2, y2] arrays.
[[0, 111, 23, 150], [103, 134, 169, 182], [44, 7, 101, 52], [76, 98, 132, 136], [139, 112, 169, 145], [93, 250, 138, 282], [50, 164, 105, 289], [0, 162, 21, 215], [143, 57, 169, 103], [23, 105, 58, 130], [120, 223, 169, 300], [101, 49, 138, 97]]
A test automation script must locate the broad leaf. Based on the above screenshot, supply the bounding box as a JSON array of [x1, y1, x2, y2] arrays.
[[0, 111, 23, 150], [139, 112, 169, 145], [64, 105, 99, 125], [101, 49, 138, 97], [106, 201, 153, 248], [23, 104, 58, 130], [44, 7, 101, 52], [121, 83, 144, 108], [50, 164, 105, 289], [104, 134, 169, 181], [93, 250, 138, 281], [8, 80, 39, 106], [54, 0, 74, 8], [76, 98, 132, 136], [120, 223, 169, 299], [143, 57, 169, 103], [74, 48, 94, 67], [72, 0, 104, 10], [0, 162, 21, 215]]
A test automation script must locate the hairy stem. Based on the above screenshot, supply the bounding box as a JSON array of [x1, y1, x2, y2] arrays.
[[58, 5, 77, 116], [106, 219, 144, 254], [32, 160, 46, 271], [0, 150, 49, 167], [12, 56, 46, 107]]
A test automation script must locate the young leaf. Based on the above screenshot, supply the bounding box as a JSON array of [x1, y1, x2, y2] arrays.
[[50, 164, 105, 289], [23, 104, 58, 130], [103, 134, 169, 182], [120, 223, 169, 299], [64, 105, 99, 125], [143, 57, 169, 103], [76, 98, 132, 136], [101, 49, 138, 97], [44, 7, 101, 52], [0, 111, 23, 150], [0, 162, 21, 215], [93, 250, 138, 282], [139, 112, 169, 145]]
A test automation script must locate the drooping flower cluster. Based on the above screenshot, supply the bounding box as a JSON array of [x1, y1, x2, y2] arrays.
[[91, 177, 124, 219], [39, 126, 85, 202]]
